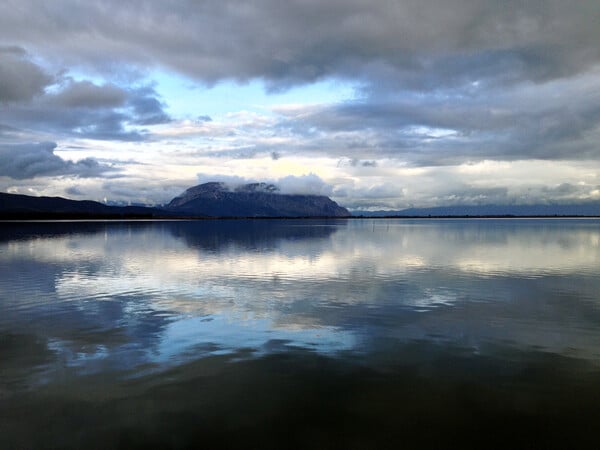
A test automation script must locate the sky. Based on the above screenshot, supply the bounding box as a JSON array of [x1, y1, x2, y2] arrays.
[[0, 0, 599, 210]]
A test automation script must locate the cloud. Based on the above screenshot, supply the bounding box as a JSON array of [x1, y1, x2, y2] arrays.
[[0, 46, 54, 102], [0, 50, 170, 141], [193, 173, 333, 196], [0, 80, 171, 141], [0, 123, 24, 140], [337, 158, 378, 168], [270, 67, 600, 165], [1, 0, 598, 88], [1, 1, 598, 152], [127, 86, 171, 125], [65, 185, 84, 196], [48, 80, 127, 108], [434, 186, 510, 206], [194, 173, 251, 190], [0, 142, 117, 179], [100, 179, 190, 206], [277, 174, 333, 196]]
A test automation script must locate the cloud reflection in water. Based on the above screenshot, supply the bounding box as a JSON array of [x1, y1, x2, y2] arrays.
[[0, 218, 599, 384]]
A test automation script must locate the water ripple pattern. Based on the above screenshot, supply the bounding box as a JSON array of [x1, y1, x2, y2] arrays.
[[1, 218, 599, 387]]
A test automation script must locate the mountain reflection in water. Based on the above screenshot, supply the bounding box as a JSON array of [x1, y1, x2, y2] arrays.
[[1, 218, 599, 449]]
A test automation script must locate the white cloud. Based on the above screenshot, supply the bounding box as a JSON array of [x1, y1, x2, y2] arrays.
[[277, 174, 333, 196]]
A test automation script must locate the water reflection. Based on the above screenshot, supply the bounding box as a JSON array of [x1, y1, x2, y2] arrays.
[[2, 218, 600, 447], [1, 219, 600, 379]]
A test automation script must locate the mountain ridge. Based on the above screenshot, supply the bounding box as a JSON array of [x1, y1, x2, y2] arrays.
[[3, 188, 599, 219]]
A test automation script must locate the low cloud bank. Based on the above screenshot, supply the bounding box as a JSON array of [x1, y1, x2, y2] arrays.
[[195, 173, 333, 196]]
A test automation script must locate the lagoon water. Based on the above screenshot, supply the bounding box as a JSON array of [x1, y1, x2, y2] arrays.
[[1, 218, 600, 448]]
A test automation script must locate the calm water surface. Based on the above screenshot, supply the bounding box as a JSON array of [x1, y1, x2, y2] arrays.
[[1, 218, 600, 448]]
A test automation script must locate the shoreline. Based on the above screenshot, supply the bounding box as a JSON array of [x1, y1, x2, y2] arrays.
[[1, 214, 599, 222]]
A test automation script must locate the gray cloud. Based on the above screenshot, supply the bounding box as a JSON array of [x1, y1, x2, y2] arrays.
[[127, 86, 171, 125], [0, 0, 598, 88], [48, 80, 127, 108], [0, 142, 117, 179], [0, 46, 54, 102], [0, 123, 23, 140], [273, 69, 600, 165], [0, 50, 170, 141], [435, 186, 510, 206], [1, 1, 598, 157], [65, 185, 84, 196], [337, 158, 379, 168], [9, 108, 145, 142], [0, 85, 170, 141]]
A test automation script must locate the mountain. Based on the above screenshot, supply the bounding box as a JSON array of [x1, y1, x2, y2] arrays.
[[352, 203, 600, 217], [166, 182, 351, 217], [0, 182, 350, 219], [0, 192, 165, 219]]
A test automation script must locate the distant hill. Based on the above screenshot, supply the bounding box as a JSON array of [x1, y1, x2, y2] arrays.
[[8, 188, 596, 219], [0, 192, 165, 219], [0, 182, 351, 219], [352, 203, 600, 217], [166, 182, 351, 217]]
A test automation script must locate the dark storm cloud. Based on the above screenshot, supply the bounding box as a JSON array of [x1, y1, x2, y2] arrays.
[[0, 0, 598, 87], [0, 142, 116, 179]]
